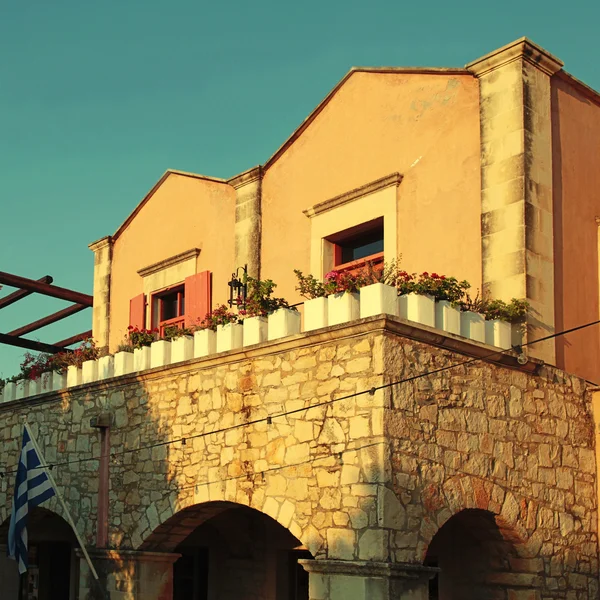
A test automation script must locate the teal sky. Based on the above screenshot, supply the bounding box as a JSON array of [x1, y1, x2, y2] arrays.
[[1, 0, 598, 378]]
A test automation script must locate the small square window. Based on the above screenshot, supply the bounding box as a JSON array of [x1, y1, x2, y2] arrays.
[[327, 217, 384, 274]]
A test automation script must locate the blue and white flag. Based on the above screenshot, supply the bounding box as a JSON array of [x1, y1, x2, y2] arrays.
[[7, 426, 56, 574]]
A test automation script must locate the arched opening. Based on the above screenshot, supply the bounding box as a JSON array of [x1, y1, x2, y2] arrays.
[[0, 507, 77, 600], [142, 501, 312, 600], [424, 509, 521, 600]]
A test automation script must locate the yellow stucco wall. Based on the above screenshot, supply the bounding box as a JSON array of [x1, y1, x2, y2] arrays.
[[108, 173, 235, 351], [260, 71, 483, 303], [552, 74, 600, 384]]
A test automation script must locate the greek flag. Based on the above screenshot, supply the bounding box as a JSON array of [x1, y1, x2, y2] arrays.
[[7, 426, 55, 574]]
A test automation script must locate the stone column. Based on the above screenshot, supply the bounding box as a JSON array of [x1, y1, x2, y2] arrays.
[[88, 236, 113, 353], [77, 549, 180, 600], [227, 166, 263, 279], [467, 38, 563, 364], [300, 560, 437, 600]]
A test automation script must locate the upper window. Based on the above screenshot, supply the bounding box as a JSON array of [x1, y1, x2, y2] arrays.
[[153, 285, 185, 335], [327, 217, 384, 273]]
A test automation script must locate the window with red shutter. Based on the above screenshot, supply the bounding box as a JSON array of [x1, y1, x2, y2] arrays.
[[184, 271, 212, 328]]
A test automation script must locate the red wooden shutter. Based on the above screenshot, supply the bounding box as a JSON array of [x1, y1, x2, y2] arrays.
[[333, 243, 343, 267], [185, 271, 212, 328], [129, 293, 146, 329]]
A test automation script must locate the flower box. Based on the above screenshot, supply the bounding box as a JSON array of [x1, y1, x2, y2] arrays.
[[398, 293, 435, 327], [304, 297, 328, 331], [360, 283, 398, 319], [194, 329, 216, 358], [40, 372, 53, 393], [15, 379, 29, 400], [98, 355, 115, 380], [67, 365, 82, 388], [3, 382, 16, 402], [133, 346, 151, 372], [150, 340, 171, 368], [52, 372, 66, 391], [243, 316, 268, 346], [114, 351, 134, 377], [460, 311, 485, 343], [328, 292, 360, 327], [435, 300, 461, 335], [216, 323, 243, 353], [268, 308, 301, 341], [82, 359, 98, 384], [171, 336, 194, 363], [485, 319, 512, 349], [29, 378, 42, 397]]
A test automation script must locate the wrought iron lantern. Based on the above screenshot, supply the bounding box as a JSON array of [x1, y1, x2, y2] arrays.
[[228, 265, 248, 308]]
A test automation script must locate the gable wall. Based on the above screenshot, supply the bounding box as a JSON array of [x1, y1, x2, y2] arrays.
[[260, 71, 483, 303]]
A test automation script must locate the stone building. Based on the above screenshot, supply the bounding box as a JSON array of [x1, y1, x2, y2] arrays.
[[1, 37, 600, 600]]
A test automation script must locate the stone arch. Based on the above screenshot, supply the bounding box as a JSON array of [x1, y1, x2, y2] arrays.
[[137, 483, 316, 555], [139, 500, 314, 600], [422, 508, 542, 600], [418, 475, 531, 561]]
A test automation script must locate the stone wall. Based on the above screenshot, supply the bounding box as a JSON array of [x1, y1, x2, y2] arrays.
[[0, 317, 598, 599]]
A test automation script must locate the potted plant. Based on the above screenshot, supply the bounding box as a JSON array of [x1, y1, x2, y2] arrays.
[[119, 327, 157, 372], [457, 293, 487, 343], [358, 259, 402, 319], [163, 325, 195, 363], [239, 276, 299, 343], [294, 270, 328, 331], [50, 338, 100, 387], [204, 305, 242, 353], [397, 272, 438, 327], [428, 274, 471, 335], [482, 298, 529, 349], [324, 270, 364, 327]]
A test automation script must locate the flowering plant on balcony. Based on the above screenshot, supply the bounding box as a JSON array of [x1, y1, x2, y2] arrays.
[[198, 305, 239, 331], [118, 327, 158, 352], [458, 293, 529, 323], [51, 338, 100, 371], [323, 270, 368, 295], [238, 277, 295, 318], [397, 272, 471, 303], [294, 270, 327, 299], [161, 325, 195, 341], [18, 352, 57, 380]]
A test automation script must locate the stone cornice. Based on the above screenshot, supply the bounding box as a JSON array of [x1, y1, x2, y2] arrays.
[[303, 173, 403, 218], [88, 235, 112, 252], [466, 37, 563, 78], [137, 248, 200, 278], [227, 166, 263, 190], [299, 559, 438, 580]]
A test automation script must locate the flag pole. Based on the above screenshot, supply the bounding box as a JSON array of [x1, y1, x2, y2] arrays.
[[23, 422, 100, 581]]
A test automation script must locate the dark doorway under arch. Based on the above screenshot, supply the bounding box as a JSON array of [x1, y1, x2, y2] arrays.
[[146, 502, 312, 600], [424, 509, 520, 600], [0, 507, 77, 600]]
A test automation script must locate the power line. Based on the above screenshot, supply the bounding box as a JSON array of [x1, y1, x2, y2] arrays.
[[1, 316, 598, 478]]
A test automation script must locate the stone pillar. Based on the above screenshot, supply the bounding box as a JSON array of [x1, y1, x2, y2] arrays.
[[300, 560, 437, 600], [467, 38, 563, 364], [88, 236, 113, 353], [77, 549, 180, 600], [227, 166, 263, 279]]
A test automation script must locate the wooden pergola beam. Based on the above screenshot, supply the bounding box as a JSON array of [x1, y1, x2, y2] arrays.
[[0, 271, 93, 306], [0, 275, 53, 310], [0, 333, 69, 354], [54, 330, 93, 348], [8, 304, 89, 337]]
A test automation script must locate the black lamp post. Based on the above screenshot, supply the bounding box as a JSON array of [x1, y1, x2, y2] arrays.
[[228, 265, 248, 308]]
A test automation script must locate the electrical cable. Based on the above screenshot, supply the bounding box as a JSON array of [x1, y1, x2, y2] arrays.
[[0, 316, 598, 478]]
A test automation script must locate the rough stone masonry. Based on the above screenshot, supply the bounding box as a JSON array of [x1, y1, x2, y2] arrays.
[[0, 316, 597, 599]]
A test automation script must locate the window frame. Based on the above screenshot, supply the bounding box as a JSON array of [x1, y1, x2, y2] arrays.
[[152, 284, 185, 336]]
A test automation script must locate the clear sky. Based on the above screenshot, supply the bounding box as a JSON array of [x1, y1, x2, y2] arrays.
[[0, 0, 598, 378]]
